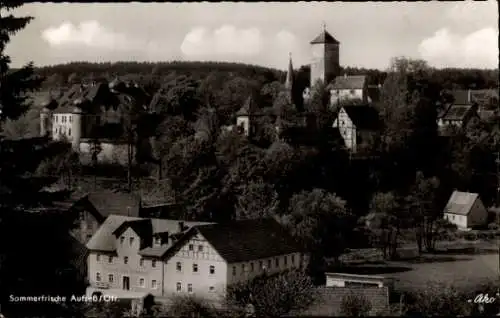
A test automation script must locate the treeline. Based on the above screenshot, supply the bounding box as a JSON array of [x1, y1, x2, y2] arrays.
[[33, 61, 498, 91]]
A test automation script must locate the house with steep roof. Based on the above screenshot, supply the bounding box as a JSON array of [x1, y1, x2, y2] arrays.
[[443, 191, 488, 229], [328, 74, 369, 106], [437, 104, 479, 134], [85, 216, 307, 304], [332, 105, 381, 153]]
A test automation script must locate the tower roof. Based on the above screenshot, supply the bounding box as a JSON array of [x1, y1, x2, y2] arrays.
[[310, 30, 339, 44], [236, 95, 259, 116]]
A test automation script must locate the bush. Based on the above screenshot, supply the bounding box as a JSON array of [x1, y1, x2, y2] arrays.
[[166, 295, 218, 318], [226, 269, 318, 317], [340, 292, 372, 316]]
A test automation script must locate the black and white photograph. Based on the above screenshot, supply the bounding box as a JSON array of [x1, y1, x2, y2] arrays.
[[0, 1, 499, 317]]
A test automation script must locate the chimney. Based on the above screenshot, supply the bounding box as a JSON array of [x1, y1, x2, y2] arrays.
[[178, 221, 185, 232]]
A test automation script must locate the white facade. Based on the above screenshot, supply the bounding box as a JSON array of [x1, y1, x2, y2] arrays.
[[443, 197, 488, 229], [332, 108, 357, 151]]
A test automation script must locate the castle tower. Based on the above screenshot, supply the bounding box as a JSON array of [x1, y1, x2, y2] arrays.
[[71, 100, 83, 151], [310, 23, 340, 88]]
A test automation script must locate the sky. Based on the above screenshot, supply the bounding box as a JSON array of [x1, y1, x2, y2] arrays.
[[5, 1, 499, 71]]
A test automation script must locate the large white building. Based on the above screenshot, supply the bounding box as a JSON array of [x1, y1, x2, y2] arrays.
[[86, 215, 308, 308]]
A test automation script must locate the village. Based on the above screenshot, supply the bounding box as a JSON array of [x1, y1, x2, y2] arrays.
[[1, 2, 499, 317]]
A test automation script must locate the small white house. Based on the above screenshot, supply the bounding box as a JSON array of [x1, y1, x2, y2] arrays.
[[443, 191, 488, 230]]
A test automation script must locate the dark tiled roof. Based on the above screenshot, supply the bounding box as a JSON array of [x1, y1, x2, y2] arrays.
[[296, 287, 389, 316], [113, 219, 153, 240], [310, 30, 340, 44], [450, 89, 471, 105], [329, 75, 367, 90], [442, 105, 473, 121], [342, 105, 380, 130], [192, 218, 303, 263], [86, 190, 142, 218], [444, 191, 480, 216], [86, 215, 211, 255]]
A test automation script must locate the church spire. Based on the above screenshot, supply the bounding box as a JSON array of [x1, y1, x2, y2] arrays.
[[285, 52, 294, 90]]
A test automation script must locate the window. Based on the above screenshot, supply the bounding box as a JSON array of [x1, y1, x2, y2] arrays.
[[188, 283, 193, 293], [193, 264, 198, 273], [268, 259, 272, 269], [69, 116, 72, 123], [108, 256, 113, 264], [108, 274, 114, 283], [232, 266, 236, 276], [96, 272, 101, 281], [176, 262, 182, 272], [250, 262, 254, 272], [284, 256, 288, 266], [96, 254, 101, 262], [55, 115, 58, 123], [275, 258, 279, 267], [198, 245, 204, 252], [350, 89, 355, 95], [129, 237, 134, 245], [124, 257, 129, 264], [452, 215, 456, 220], [139, 258, 144, 267], [241, 264, 246, 273], [152, 260, 157, 268], [291, 254, 295, 265], [152, 280, 158, 289], [154, 237, 161, 245], [259, 261, 263, 270], [209, 286, 215, 292], [176, 282, 181, 292], [209, 265, 215, 275], [120, 236, 125, 244], [188, 244, 194, 251], [68, 128, 71, 136], [139, 278, 145, 287]]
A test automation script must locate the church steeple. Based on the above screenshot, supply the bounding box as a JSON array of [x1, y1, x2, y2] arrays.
[[285, 52, 294, 90]]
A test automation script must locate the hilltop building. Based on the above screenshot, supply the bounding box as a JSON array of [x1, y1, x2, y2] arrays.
[[235, 25, 380, 154], [39, 79, 151, 164]]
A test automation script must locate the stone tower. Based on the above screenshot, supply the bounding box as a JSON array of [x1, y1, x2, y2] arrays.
[[71, 100, 83, 151], [310, 24, 340, 88]]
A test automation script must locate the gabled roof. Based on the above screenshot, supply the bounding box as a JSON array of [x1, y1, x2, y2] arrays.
[[296, 287, 389, 316], [329, 75, 367, 90], [310, 30, 340, 44], [236, 95, 259, 116], [86, 215, 211, 255], [450, 89, 471, 105], [443, 191, 480, 216], [184, 218, 303, 263], [86, 190, 142, 219], [342, 105, 380, 130], [441, 105, 474, 121]]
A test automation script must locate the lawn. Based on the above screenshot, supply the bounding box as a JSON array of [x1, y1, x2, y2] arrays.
[[339, 240, 500, 293]]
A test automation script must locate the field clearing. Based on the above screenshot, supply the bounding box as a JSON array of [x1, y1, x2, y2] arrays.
[[340, 240, 500, 293]]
